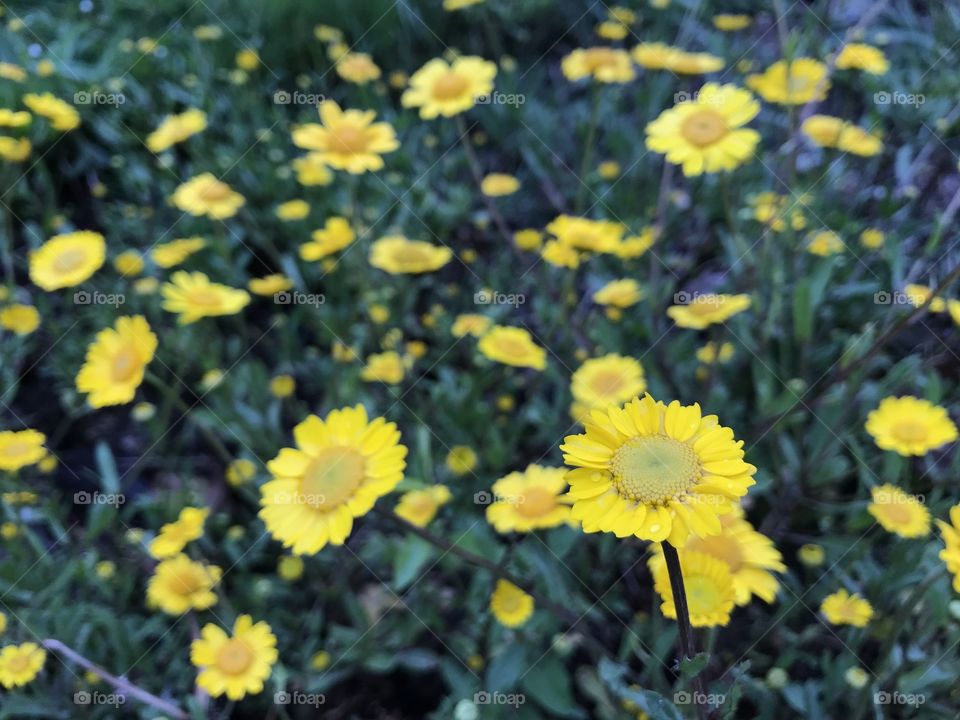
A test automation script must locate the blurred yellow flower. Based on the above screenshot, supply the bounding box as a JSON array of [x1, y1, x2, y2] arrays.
[[276, 199, 310, 220], [593, 279, 644, 308], [146, 108, 207, 152], [114, 250, 144, 277], [836, 43, 888, 75], [293, 101, 399, 174], [278, 555, 305, 581], [446, 445, 478, 475], [171, 173, 245, 219], [292, 153, 334, 186], [860, 228, 885, 249], [395, 485, 452, 527], [747, 58, 830, 105], [149, 507, 209, 559], [868, 484, 930, 538], [248, 274, 293, 296], [151, 237, 206, 268], [22, 92, 80, 131], [29, 230, 106, 291], [300, 217, 355, 261], [76, 316, 157, 408], [361, 351, 406, 384], [147, 554, 221, 614], [821, 589, 873, 627], [0, 304, 40, 335], [513, 229, 543, 251], [270, 375, 296, 398], [0, 429, 46, 472], [541, 240, 580, 269], [653, 551, 736, 626], [0, 136, 30, 162], [807, 230, 844, 256], [798, 543, 825, 566], [0, 63, 26, 82], [191, 615, 277, 700], [402, 56, 497, 119], [235, 48, 260, 70], [866, 396, 957, 456], [369, 235, 453, 274], [0, 643, 45, 689], [668, 293, 751, 328], [226, 458, 257, 486], [486, 465, 572, 533], [696, 341, 735, 365], [936, 504, 960, 592], [713, 14, 751, 31], [452, 313, 492, 338], [336, 52, 381, 84], [478, 326, 547, 370], [490, 580, 534, 628], [0, 109, 31, 127], [161, 271, 250, 324], [562, 47, 635, 83], [480, 173, 520, 197], [570, 354, 646, 422]]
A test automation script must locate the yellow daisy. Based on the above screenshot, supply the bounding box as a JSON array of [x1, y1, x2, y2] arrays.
[[561, 394, 756, 544], [486, 465, 572, 533], [191, 615, 278, 700], [446, 445, 478, 475], [0, 642, 46, 688], [270, 375, 296, 398], [478, 325, 547, 370], [292, 153, 334, 186], [146, 108, 207, 152], [360, 351, 406, 384], [513, 229, 543, 251], [936, 504, 960, 592], [147, 554, 221, 615], [904, 284, 946, 312], [547, 215, 624, 253], [402, 56, 497, 119], [592, 279, 644, 308], [76, 315, 157, 408], [860, 228, 885, 249], [0, 137, 30, 162], [114, 250, 144, 277], [395, 485, 452, 527], [335, 52, 381, 85], [276, 199, 310, 220], [0, 304, 40, 335], [490, 579, 534, 628], [161, 271, 251, 324], [570, 354, 646, 423], [865, 396, 958, 456], [0, 109, 31, 127], [867, 484, 930, 538], [369, 235, 453, 274], [151, 237, 206, 268], [480, 173, 520, 197], [541, 240, 581, 269], [248, 274, 293, 296], [807, 230, 844, 256], [713, 14, 752, 31], [667, 293, 751, 329], [29, 230, 106, 291], [653, 550, 736, 627], [149, 507, 210, 559], [835, 43, 888, 75], [292, 100, 399, 173], [300, 217, 355, 261], [646, 83, 760, 177], [259, 405, 407, 555], [746, 58, 830, 105], [22, 92, 80, 131], [0, 429, 47, 472], [821, 589, 873, 627], [561, 47, 635, 84], [451, 313, 492, 338], [171, 173, 245, 220]]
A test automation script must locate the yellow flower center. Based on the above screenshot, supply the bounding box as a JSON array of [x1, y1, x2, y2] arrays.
[[685, 575, 722, 612], [185, 289, 225, 308], [111, 345, 140, 382], [301, 447, 365, 508], [610, 436, 700, 504], [879, 501, 911, 524], [198, 180, 231, 202], [689, 534, 744, 572], [1, 442, 30, 457], [216, 638, 254, 675], [517, 487, 556, 518], [432, 71, 470, 100], [170, 567, 205, 595], [786, 74, 811, 95], [53, 248, 87, 273], [891, 421, 928, 443], [589, 370, 626, 398], [681, 109, 729, 147], [329, 124, 369, 154], [583, 48, 616, 72], [6, 654, 29, 673], [687, 297, 723, 315]]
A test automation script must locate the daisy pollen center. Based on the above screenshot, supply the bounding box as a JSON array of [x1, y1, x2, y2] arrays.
[[681, 109, 728, 147], [216, 639, 254, 675], [891, 421, 927, 443], [433, 71, 469, 100], [301, 447, 365, 508], [610, 436, 700, 504]]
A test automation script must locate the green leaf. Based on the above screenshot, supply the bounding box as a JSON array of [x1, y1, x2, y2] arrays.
[[486, 643, 529, 693], [521, 653, 583, 718], [392, 535, 436, 591]]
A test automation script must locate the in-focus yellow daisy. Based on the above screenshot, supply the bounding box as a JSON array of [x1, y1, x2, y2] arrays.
[[646, 83, 760, 177], [360, 351, 406, 384], [561, 394, 756, 543], [667, 293, 751, 329], [336, 52, 381, 85], [171, 173, 245, 220], [821, 589, 873, 627], [866, 396, 957, 456], [713, 14, 751, 31], [446, 445, 478, 475], [936, 504, 960, 592], [259, 406, 407, 555], [300, 217, 355, 261], [292, 101, 399, 173], [835, 43, 888, 75], [395, 485, 452, 527], [276, 199, 310, 221], [867, 484, 930, 538], [151, 237, 206, 268], [369, 235, 453, 274], [0, 304, 40, 335], [161, 271, 251, 324], [147, 554, 221, 615], [481, 173, 520, 197], [571, 354, 646, 423], [0, 429, 46, 472], [486, 465, 572, 533], [22, 92, 80, 131], [452, 313, 492, 338], [76, 316, 157, 408], [191, 615, 278, 700], [292, 153, 334, 186], [593, 279, 644, 308], [146, 108, 207, 152], [29, 230, 106, 291], [402, 56, 497, 119], [547, 215, 624, 253], [746, 58, 830, 105], [490, 580, 534, 628], [149, 507, 210, 559], [653, 550, 736, 626], [0, 642, 45, 688], [248, 274, 293, 296], [478, 325, 547, 370], [562, 47, 635, 83], [807, 230, 844, 256]]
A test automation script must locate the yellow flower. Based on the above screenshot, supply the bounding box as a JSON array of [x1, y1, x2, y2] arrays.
[[444, 0, 485, 9], [904, 284, 946, 312], [696, 342, 734, 365], [562, 47, 635, 83], [292, 101, 399, 174], [807, 230, 844, 256], [513, 229, 543, 251], [541, 240, 581, 269], [310, 650, 332, 670], [226, 458, 257, 486], [402, 56, 497, 119], [132, 402, 155, 421], [151, 237, 206, 268], [669, 52, 725, 75], [867, 484, 930, 538], [406, 340, 428, 359], [446, 445, 478, 476], [596, 20, 629, 41], [936, 504, 960, 592], [161, 271, 250, 324], [22, 92, 81, 131], [114, 250, 144, 277], [194, 24, 223, 40], [865, 396, 958, 456], [0, 304, 40, 335], [369, 235, 453, 274], [235, 49, 260, 71], [360, 351, 405, 384], [746, 58, 830, 105], [836, 43, 888, 75], [860, 228, 885, 249], [802, 115, 882, 156], [270, 375, 296, 398], [191, 615, 278, 700], [561, 394, 756, 544], [276, 199, 310, 220], [481, 173, 520, 197], [36, 59, 56, 77], [452, 313, 492, 338], [800, 114, 844, 146], [614, 229, 657, 259], [29, 230, 106, 291], [667, 293, 751, 329], [631, 44, 724, 74], [0, 642, 45, 688], [490, 580, 534, 628], [593, 279, 643, 308], [486, 465, 572, 533], [646, 83, 760, 177], [0, 430, 46, 472], [300, 217, 355, 261], [845, 667, 869, 689], [0, 109, 31, 127], [836, 124, 883, 156], [149, 507, 209, 559], [147, 554, 221, 615], [0, 137, 30, 162], [336, 52, 381, 84], [713, 14, 752, 31], [278, 555, 304, 581], [598, 161, 621, 179], [0, 63, 27, 82], [821, 589, 873, 627], [292, 153, 334, 186], [146, 108, 207, 152], [547, 215, 625, 253], [798, 543, 825, 566], [248, 274, 293, 296], [653, 550, 736, 627], [259, 406, 407, 555], [76, 315, 157, 408], [171, 173, 245, 219], [395, 485, 452, 527], [0, 611, 6, 633], [368, 304, 390, 324], [571, 354, 646, 423], [313, 25, 343, 42], [478, 325, 547, 370]]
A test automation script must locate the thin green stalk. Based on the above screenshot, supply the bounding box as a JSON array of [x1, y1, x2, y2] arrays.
[[575, 87, 602, 214]]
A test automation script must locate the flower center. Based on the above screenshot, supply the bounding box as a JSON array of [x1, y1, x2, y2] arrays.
[[689, 534, 744, 572], [880, 502, 911, 524], [6, 654, 29, 673], [891, 421, 928, 443], [216, 639, 254, 675], [301, 446, 365, 509], [53, 248, 87, 273], [185, 289, 224, 308], [680, 109, 728, 147], [786, 74, 811, 95], [610, 436, 700, 504], [432, 71, 469, 100], [330, 125, 368, 154], [111, 346, 140, 382], [1, 442, 30, 457], [170, 567, 205, 595], [589, 370, 626, 398], [198, 180, 230, 201], [685, 575, 722, 613], [688, 297, 723, 315], [583, 48, 616, 72], [517, 487, 556, 518]]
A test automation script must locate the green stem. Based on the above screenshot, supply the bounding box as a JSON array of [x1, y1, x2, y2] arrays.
[[575, 88, 602, 214], [662, 541, 709, 720]]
